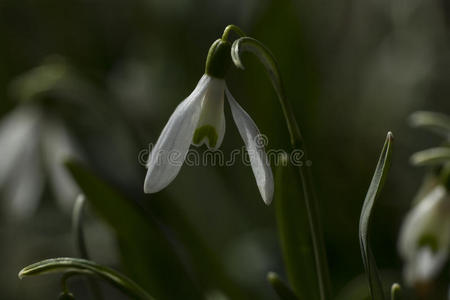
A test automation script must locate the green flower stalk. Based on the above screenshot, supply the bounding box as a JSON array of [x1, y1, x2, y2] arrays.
[[230, 28, 332, 299]]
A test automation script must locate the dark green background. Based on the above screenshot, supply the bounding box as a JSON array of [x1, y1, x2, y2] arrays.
[[0, 0, 449, 299]]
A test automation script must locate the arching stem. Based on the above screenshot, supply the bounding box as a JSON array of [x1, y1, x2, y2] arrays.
[[231, 35, 332, 300], [221, 24, 246, 42]]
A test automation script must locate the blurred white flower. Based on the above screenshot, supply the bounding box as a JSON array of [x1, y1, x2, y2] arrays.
[[144, 73, 273, 205], [0, 105, 81, 219], [398, 185, 450, 286]]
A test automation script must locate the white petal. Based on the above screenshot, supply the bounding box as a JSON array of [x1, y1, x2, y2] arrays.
[[4, 125, 44, 219], [192, 78, 226, 149], [398, 185, 446, 260], [404, 247, 448, 285], [144, 75, 211, 193], [42, 121, 81, 212], [226, 87, 274, 205], [0, 106, 41, 186], [398, 185, 450, 285]]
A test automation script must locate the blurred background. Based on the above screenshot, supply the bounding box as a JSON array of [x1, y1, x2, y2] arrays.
[[0, 0, 449, 299]]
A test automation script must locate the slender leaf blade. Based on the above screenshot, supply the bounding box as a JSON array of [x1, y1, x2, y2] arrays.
[[359, 132, 394, 300], [19, 257, 155, 300], [274, 156, 320, 300], [267, 272, 301, 300]]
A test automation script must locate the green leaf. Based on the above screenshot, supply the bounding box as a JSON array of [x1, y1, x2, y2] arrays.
[[267, 272, 301, 300], [152, 198, 256, 299], [410, 147, 450, 166], [334, 274, 371, 300], [409, 111, 450, 137], [359, 132, 394, 300], [65, 159, 203, 300], [19, 257, 155, 300], [274, 155, 320, 300]]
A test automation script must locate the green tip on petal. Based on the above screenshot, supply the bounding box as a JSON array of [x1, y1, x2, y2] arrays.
[[418, 233, 439, 253], [193, 125, 218, 148]]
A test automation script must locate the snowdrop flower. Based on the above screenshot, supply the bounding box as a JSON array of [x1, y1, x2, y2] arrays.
[[398, 185, 450, 286], [144, 39, 274, 204], [0, 105, 81, 218]]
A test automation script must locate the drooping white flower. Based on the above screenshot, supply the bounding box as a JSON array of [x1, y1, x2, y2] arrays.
[[0, 105, 81, 218], [144, 39, 274, 204], [398, 185, 450, 286], [0, 58, 86, 218]]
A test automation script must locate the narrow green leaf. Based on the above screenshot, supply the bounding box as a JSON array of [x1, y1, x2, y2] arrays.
[[359, 132, 394, 300], [409, 111, 450, 137], [19, 257, 155, 300], [153, 199, 256, 299], [274, 155, 320, 300], [65, 159, 203, 300], [334, 274, 371, 300], [390, 283, 401, 300], [410, 147, 450, 166], [267, 272, 301, 300]]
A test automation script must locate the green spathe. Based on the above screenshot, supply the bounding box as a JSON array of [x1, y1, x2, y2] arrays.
[[193, 125, 218, 148], [205, 39, 232, 79]]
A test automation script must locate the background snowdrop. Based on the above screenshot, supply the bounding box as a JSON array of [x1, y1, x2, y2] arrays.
[[398, 185, 450, 286], [0, 105, 81, 218]]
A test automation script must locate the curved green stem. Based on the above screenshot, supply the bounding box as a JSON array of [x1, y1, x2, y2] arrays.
[[61, 271, 93, 293], [231, 37, 302, 148], [73, 195, 89, 259], [72, 194, 104, 300], [231, 37, 331, 300], [221, 24, 246, 42], [390, 283, 401, 300], [61, 272, 74, 293], [19, 257, 155, 300]]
